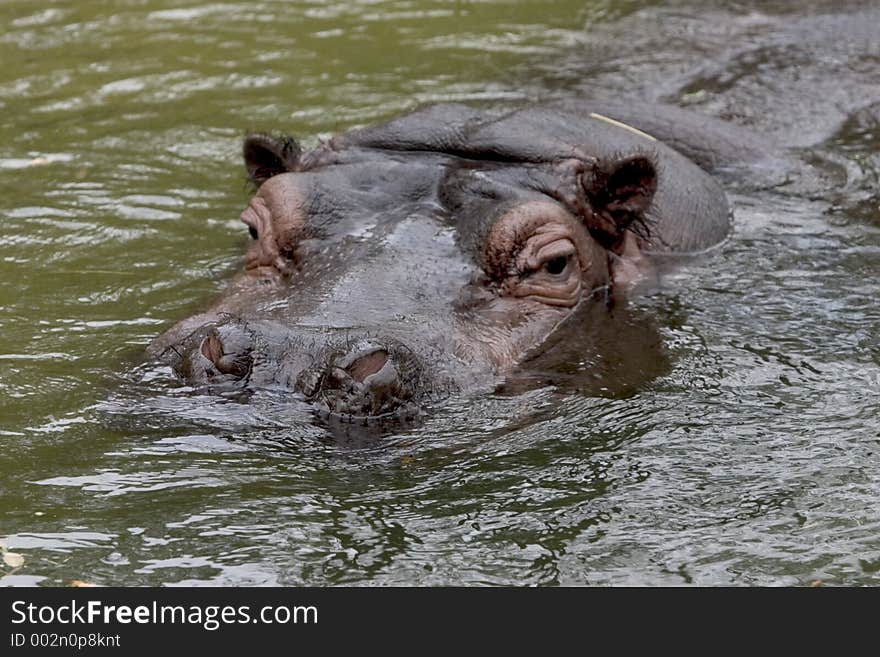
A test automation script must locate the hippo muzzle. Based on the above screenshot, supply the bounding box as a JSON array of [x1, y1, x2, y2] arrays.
[[169, 320, 431, 423]]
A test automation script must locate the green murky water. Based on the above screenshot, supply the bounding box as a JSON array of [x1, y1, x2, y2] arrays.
[[1, 0, 879, 585]]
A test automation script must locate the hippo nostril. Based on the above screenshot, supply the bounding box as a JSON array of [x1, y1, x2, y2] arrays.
[[200, 333, 224, 365], [362, 358, 398, 390], [362, 358, 401, 414], [345, 349, 389, 383], [316, 342, 413, 417], [198, 330, 251, 378]]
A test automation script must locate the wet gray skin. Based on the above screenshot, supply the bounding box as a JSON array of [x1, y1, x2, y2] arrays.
[[148, 101, 737, 426]]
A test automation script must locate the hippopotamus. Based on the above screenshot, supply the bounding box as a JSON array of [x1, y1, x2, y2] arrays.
[[148, 101, 734, 426]]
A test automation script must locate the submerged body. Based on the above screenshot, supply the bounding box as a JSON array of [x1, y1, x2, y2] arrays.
[[149, 101, 736, 424]]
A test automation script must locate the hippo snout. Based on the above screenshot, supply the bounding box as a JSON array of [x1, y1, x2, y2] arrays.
[[182, 322, 423, 422]]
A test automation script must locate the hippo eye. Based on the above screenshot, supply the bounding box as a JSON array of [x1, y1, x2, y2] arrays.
[[248, 225, 258, 240], [543, 255, 570, 276]]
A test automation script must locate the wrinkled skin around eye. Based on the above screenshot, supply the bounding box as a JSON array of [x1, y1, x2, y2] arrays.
[[506, 225, 581, 306], [485, 200, 610, 307], [446, 200, 613, 370]]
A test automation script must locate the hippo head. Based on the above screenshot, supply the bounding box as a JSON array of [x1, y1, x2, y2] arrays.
[[149, 103, 728, 425]]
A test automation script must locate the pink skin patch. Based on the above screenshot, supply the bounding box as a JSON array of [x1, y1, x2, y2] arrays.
[[346, 350, 389, 383]]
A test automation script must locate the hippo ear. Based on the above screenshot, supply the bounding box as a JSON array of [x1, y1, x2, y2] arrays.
[[243, 133, 302, 186], [582, 154, 657, 247]]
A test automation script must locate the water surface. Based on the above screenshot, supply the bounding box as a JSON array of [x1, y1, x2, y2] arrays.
[[1, 0, 878, 586]]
